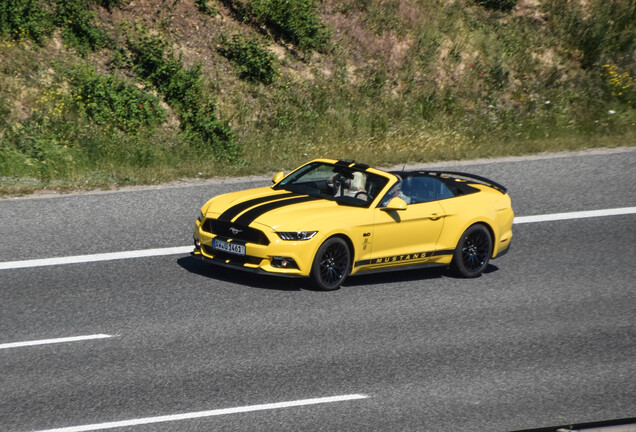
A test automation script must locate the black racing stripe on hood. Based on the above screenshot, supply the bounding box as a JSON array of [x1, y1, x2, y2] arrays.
[[233, 196, 322, 226], [218, 192, 296, 222]]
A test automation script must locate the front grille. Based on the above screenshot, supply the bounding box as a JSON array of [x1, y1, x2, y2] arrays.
[[202, 245, 263, 265], [202, 219, 270, 245]]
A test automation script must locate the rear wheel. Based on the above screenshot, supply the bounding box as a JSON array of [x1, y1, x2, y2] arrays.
[[310, 237, 351, 290], [450, 224, 492, 278]]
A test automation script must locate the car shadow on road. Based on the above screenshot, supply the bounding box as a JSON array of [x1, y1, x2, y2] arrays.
[[178, 256, 499, 291], [341, 262, 499, 287], [343, 266, 447, 287], [177, 256, 303, 291]]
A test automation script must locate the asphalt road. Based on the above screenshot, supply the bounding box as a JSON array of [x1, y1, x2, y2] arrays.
[[1, 148, 635, 432]]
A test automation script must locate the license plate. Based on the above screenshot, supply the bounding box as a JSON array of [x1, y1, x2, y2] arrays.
[[212, 239, 246, 256]]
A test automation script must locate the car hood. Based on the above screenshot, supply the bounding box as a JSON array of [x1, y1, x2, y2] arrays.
[[205, 186, 366, 231]]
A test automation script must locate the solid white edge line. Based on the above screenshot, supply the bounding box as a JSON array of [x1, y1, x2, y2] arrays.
[[0, 334, 115, 350], [513, 206, 636, 224], [1, 207, 635, 271], [0, 246, 192, 270], [31, 394, 370, 432]]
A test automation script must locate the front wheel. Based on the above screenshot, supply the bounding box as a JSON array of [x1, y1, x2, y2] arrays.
[[310, 237, 351, 290], [450, 224, 492, 278]]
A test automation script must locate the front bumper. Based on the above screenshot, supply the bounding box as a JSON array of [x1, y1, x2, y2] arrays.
[[190, 250, 306, 278], [193, 219, 318, 277]]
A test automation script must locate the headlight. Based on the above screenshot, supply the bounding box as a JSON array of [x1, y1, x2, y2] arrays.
[[277, 231, 318, 241], [197, 211, 205, 223]]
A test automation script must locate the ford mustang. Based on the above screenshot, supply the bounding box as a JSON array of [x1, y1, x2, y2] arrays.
[[192, 159, 514, 290]]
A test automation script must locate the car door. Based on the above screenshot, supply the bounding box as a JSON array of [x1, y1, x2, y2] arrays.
[[369, 199, 446, 268]]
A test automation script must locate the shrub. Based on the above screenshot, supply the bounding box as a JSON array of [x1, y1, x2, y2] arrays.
[[220, 0, 330, 51], [0, 0, 109, 52], [195, 0, 216, 16], [183, 102, 239, 160], [127, 29, 173, 82], [250, 0, 330, 51], [128, 30, 205, 111], [68, 66, 167, 131], [127, 27, 240, 161], [54, 0, 109, 55], [0, 0, 53, 45], [475, 0, 517, 11], [219, 34, 277, 83], [0, 96, 9, 126], [97, 0, 123, 10]]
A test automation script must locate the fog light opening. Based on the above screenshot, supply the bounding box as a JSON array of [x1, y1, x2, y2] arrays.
[[272, 256, 298, 269], [194, 237, 201, 248]]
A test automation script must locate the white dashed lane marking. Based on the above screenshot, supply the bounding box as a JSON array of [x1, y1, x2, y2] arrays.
[[0, 334, 115, 350], [0, 246, 192, 271], [512, 207, 636, 224], [29, 394, 370, 432]]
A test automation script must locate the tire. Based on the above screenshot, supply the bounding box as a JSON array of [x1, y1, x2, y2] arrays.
[[310, 237, 351, 290], [450, 224, 492, 278]]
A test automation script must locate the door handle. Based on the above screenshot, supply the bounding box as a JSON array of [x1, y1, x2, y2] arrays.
[[428, 213, 443, 220]]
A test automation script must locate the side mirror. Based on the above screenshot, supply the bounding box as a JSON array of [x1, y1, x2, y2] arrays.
[[381, 197, 407, 211], [272, 171, 284, 184]]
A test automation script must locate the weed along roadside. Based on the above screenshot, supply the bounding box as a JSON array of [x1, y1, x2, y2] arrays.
[[0, 0, 635, 196]]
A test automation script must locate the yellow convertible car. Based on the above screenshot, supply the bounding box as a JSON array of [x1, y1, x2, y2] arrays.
[[193, 159, 513, 290]]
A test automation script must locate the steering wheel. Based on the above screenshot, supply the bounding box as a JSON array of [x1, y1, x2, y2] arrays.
[[354, 191, 371, 201]]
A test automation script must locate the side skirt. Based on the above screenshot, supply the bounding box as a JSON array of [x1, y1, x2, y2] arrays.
[[351, 261, 448, 276]]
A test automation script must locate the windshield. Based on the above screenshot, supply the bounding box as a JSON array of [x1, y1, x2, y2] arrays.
[[273, 162, 389, 207]]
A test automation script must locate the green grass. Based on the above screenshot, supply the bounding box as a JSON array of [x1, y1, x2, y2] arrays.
[[0, 0, 635, 196]]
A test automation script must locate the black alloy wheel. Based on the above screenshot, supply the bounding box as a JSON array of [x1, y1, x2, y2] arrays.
[[450, 224, 492, 278], [310, 237, 351, 290]]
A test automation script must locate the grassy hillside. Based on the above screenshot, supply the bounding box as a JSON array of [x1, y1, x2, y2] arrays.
[[1, 0, 635, 194]]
